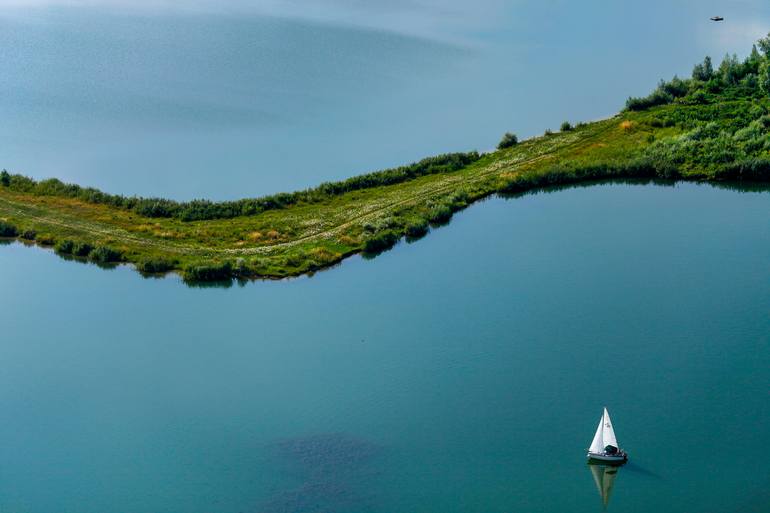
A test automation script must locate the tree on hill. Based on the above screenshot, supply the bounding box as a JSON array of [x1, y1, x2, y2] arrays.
[[692, 56, 714, 81], [719, 53, 742, 85], [497, 132, 518, 149], [757, 33, 770, 57], [760, 60, 770, 96]]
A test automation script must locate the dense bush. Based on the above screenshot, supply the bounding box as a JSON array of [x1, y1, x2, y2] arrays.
[[627, 75, 703, 111], [760, 61, 770, 96], [684, 90, 709, 105], [497, 132, 518, 149], [363, 230, 400, 253], [1, 151, 481, 222], [0, 170, 9, 187], [626, 89, 674, 111], [183, 261, 233, 282], [714, 158, 770, 180], [36, 234, 55, 246], [72, 242, 94, 257], [560, 121, 573, 132], [89, 246, 123, 263], [498, 160, 660, 196], [55, 239, 75, 254], [660, 76, 690, 97], [718, 54, 743, 85], [692, 56, 714, 81], [427, 204, 453, 224], [0, 221, 18, 237], [136, 258, 176, 273], [405, 219, 429, 239], [20, 229, 36, 240]]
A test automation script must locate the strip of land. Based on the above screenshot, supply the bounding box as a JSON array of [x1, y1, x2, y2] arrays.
[[3, 45, 770, 282]]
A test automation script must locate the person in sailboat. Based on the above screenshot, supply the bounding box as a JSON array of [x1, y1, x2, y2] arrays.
[[587, 407, 628, 464]]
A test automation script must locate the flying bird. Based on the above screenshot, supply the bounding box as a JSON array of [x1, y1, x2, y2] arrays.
[[710, 16, 724, 21]]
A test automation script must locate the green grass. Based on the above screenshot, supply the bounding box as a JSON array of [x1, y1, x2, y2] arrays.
[[3, 56, 770, 282]]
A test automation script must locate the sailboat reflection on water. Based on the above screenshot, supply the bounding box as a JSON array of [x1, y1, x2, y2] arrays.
[[588, 462, 619, 509]]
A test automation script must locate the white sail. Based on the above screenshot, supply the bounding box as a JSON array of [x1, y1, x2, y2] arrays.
[[589, 411, 604, 453], [602, 407, 618, 449]]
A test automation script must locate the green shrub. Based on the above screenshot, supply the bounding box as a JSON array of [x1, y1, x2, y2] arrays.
[[363, 230, 399, 253], [55, 239, 75, 254], [284, 252, 308, 268], [497, 132, 518, 149], [0, 152, 482, 222], [427, 204, 453, 224], [37, 234, 55, 246], [20, 229, 36, 240], [183, 261, 233, 282], [544, 128, 553, 136], [626, 89, 673, 111], [136, 258, 176, 273], [72, 242, 94, 257], [741, 73, 758, 89], [714, 158, 770, 180], [560, 121, 573, 132], [89, 246, 123, 263], [405, 219, 429, 239], [684, 90, 709, 105], [0, 221, 17, 237], [659, 76, 690, 98], [718, 54, 742, 85], [692, 56, 714, 82], [760, 61, 770, 96], [0, 170, 9, 187]]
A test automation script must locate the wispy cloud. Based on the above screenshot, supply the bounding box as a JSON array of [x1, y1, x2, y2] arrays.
[[0, 0, 512, 43]]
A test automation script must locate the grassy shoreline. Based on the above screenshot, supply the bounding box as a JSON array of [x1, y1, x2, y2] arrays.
[[0, 106, 767, 284], [5, 40, 770, 283]]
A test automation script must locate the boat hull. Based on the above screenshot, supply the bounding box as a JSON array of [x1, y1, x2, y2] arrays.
[[587, 452, 627, 465]]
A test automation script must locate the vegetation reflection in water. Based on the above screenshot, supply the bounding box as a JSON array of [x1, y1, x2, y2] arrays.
[[3, 179, 768, 289]]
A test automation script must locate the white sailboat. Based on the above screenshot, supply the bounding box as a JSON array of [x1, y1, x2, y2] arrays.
[[587, 407, 627, 464]]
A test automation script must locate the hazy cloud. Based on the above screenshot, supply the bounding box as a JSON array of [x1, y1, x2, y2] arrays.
[[0, 0, 512, 42], [695, 16, 770, 58]]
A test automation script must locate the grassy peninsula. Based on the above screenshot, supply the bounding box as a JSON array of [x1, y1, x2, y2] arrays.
[[4, 36, 770, 283]]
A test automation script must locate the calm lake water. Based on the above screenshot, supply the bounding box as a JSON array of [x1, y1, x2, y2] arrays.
[[1, 181, 769, 513], [2, 5, 762, 200]]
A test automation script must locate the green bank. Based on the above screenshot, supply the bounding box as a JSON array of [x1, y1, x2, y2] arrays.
[[3, 36, 770, 282]]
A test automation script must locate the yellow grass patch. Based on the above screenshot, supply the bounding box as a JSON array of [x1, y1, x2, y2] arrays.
[[311, 247, 341, 263], [620, 120, 634, 131], [338, 235, 358, 245]]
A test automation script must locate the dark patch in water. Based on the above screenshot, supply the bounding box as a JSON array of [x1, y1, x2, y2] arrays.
[[258, 433, 380, 513]]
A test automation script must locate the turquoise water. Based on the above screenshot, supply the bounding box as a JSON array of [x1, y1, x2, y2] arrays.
[[1, 181, 768, 512]]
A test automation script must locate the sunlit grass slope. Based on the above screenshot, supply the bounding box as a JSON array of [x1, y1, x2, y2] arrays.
[[3, 36, 770, 282]]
